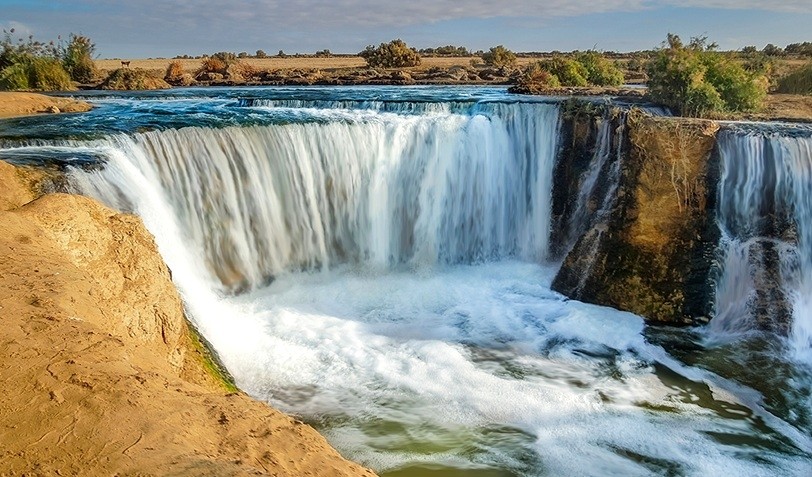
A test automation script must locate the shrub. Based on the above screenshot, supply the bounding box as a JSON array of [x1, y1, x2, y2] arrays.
[[100, 68, 170, 90], [703, 53, 767, 111], [777, 63, 812, 94], [509, 62, 561, 94], [575, 51, 624, 86], [228, 61, 259, 80], [359, 39, 421, 68], [164, 60, 185, 81], [646, 34, 767, 117], [0, 56, 73, 91], [0, 29, 76, 90], [198, 57, 227, 74], [420, 45, 470, 57], [762, 44, 784, 57], [481, 45, 517, 68], [785, 42, 812, 57], [537, 57, 588, 86], [210, 51, 237, 66], [62, 34, 96, 83]]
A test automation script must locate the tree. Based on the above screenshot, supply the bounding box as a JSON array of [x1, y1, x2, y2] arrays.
[[61, 34, 96, 83], [255, 49, 267, 58], [785, 42, 812, 57], [646, 34, 767, 117], [575, 51, 624, 86], [762, 44, 784, 56], [481, 45, 516, 68], [537, 57, 588, 86], [359, 39, 421, 68]]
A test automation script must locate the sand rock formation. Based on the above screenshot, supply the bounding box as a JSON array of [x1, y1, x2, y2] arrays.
[[0, 161, 376, 476]]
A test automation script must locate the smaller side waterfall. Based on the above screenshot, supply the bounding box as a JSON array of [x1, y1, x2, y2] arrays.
[[550, 108, 628, 296], [713, 128, 812, 361]]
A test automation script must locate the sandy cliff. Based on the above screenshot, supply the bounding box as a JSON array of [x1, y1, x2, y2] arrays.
[[0, 160, 375, 476]]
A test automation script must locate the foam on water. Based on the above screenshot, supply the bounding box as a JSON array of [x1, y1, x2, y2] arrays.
[[191, 262, 806, 476]]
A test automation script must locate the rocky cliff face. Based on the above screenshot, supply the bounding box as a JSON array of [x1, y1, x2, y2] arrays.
[[0, 160, 376, 476], [552, 104, 722, 325]]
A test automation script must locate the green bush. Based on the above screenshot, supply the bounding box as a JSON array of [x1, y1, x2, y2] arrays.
[[777, 63, 812, 94], [359, 39, 421, 68], [703, 53, 767, 111], [62, 34, 96, 83], [646, 34, 767, 117], [0, 29, 88, 91], [575, 51, 624, 86], [538, 57, 588, 87], [481, 45, 516, 68], [0, 56, 73, 91]]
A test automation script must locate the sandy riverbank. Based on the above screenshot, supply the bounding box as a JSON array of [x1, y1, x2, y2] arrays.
[[0, 160, 376, 476], [0, 92, 92, 118]]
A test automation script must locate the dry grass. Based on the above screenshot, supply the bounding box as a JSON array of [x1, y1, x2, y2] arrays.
[[96, 56, 538, 75]]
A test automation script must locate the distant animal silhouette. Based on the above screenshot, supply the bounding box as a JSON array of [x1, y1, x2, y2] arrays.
[[121, 61, 131, 68]]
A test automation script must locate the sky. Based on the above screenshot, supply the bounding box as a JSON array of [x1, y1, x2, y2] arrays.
[[1, 0, 811, 58]]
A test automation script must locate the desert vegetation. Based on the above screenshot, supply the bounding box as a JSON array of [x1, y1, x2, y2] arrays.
[[359, 39, 421, 68], [482, 46, 517, 68], [99, 68, 169, 90], [646, 34, 768, 117], [510, 51, 624, 93], [777, 63, 812, 95], [0, 30, 97, 91]]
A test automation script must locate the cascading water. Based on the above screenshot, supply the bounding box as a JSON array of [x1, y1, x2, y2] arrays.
[[556, 110, 627, 293], [2, 87, 811, 476], [713, 127, 812, 362], [68, 102, 558, 291]]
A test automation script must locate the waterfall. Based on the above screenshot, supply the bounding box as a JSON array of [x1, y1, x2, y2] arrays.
[[66, 102, 561, 292], [713, 128, 812, 361]]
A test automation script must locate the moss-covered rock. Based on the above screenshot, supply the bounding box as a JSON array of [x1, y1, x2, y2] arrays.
[[552, 108, 721, 324]]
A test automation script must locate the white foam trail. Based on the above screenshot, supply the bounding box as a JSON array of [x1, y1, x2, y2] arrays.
[[212, 262, 809, 476]]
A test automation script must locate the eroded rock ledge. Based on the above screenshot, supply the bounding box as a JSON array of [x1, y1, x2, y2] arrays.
[[0, 160, 375, 476], [552, 108, 721, 324]]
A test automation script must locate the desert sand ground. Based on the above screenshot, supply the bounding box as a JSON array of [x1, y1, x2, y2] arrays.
[[96, 56, 539, 74]]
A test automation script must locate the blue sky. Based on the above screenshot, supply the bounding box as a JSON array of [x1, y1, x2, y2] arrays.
[[1, 1, 811, 58]]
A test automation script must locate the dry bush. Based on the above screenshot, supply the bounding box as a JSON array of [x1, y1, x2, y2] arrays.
[[359, 39, 421, 68], [100, 68, 170, 90], [164, 60, 185, 81], [198, 57, 226, 75], [229, 61, 259, 80]]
